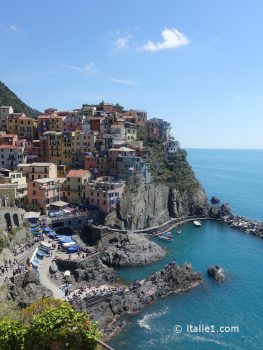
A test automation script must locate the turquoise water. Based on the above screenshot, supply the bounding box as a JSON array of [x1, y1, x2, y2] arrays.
[[187, 149, 263, 221], [110, 149, 263, 350]]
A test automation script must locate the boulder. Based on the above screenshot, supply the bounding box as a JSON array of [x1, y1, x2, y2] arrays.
[[49, 261, 58, 274], [99, 232, 166, 267], [9, 271, 53, 307], [207, 265, 225, 282]]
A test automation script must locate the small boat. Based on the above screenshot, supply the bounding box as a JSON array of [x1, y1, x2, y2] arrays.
[[193, 220, 202, 227], [159, 232, 173, 241], [175, 229, 181, 234]]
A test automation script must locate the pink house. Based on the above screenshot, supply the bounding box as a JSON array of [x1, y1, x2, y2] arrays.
[[28, 177, 65, 213], [83, 176, 125, 213]]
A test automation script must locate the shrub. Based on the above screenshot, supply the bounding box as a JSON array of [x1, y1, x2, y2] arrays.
[[0, 299, 101, 350]]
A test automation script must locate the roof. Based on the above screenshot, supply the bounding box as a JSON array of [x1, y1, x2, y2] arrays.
[[34, 177, 66, 184], [50, 200, 68, 207], [24, 211, 41, 219], [108, 147, 135, 152], [66, 169, 90, 178], [18, 162, 55, 167], [18, 116, 33, 120]]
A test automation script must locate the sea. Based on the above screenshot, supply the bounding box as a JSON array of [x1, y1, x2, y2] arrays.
[[109, 149, 263, 350]]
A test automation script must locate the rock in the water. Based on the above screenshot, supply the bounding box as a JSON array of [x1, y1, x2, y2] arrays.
[[207, 265, 225, 282], [98, 231, 166, 267], [210, 196, 220, 204]]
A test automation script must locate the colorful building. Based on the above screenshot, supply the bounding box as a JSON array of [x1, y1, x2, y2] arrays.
[[28, 177, 65, 213], [0, 105, 13, 131], [62, 169, 91, 204], [0, 169, 27, 205], [0, 137, 27, 170], [6, 114, 37, 141], [17, 162, 57, 181], [83, 176, 125, 213], [147, 118, 171, 141]]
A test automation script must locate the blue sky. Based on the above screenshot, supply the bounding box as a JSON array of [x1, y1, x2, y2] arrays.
[[1, 0, 263, 148]]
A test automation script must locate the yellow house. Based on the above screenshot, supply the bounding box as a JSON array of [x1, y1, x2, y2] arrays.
[[6, 114, 37, 141], [6, 113, 24, 134], [62, 169, 91, 204], [71, 130, 98, 154], [17, 115, 37, 141], [124, 122, 137, 142], [49, 115, 65, 132]]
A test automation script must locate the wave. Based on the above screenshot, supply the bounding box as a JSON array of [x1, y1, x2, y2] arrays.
[[138, 308, 168, 330], [185, 334, 242, 350]]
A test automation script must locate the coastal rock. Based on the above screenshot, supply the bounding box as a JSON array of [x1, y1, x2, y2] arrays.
[[71, 262, 202, 337], [207, 265, 225, 282], [98, 231, 166, 267], [209, 203, 232, 219], [210, 196, 220, 204], [9, 271, 53, 307], [54, 255, 117, 287]]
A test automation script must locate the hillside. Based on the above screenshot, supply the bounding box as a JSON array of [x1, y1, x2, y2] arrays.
[[0, 81, 40, 117]]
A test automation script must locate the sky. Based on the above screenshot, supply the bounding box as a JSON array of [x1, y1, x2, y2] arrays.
[[1, 0, 263, 148]]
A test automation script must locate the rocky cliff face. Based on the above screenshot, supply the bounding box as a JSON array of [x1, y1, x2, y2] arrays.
[[9, 271, 53, 307], [105, 146, 208, 230], [105, 179, 208, 230]]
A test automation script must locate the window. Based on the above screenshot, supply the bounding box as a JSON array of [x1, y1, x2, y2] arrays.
[[33, 190, 36, 195]]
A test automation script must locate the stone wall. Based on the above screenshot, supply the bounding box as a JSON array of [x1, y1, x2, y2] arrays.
[[0, 207, 25, 230]]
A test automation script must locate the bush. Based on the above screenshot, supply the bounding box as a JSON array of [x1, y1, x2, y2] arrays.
[[0, 318, 27, 350], [0, 299, 101, 350]]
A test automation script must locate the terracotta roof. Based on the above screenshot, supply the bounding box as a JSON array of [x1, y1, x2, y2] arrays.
[[66, 169, 89, 178], [18, 116, 33, 120], [38, 115, 51, 119]]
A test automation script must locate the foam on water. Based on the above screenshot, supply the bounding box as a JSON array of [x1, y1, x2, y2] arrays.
[[138, 308, 168, 330]]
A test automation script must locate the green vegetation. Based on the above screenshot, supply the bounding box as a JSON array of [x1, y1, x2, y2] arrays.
[[146, 140, 200, 192], [0, 236, 10, 253], [0, 81, 40, 117], [0, 298, 101, 350]]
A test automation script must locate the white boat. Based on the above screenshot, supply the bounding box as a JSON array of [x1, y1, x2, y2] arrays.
[[193, 220, 202, 227]]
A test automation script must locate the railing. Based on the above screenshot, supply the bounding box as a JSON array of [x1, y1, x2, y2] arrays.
[[96, 339, 115, 350]]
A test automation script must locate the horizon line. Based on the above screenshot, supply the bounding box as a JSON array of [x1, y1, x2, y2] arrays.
[[185, 147, 263, 150]]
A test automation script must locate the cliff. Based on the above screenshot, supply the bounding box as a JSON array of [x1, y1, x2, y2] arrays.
[[105, 146, 208, 230]]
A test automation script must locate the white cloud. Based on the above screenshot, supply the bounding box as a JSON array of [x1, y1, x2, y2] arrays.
[[3, 24, 22, 33], [59, 62, 97, 73], [113, 33, 133, 49], [141, 28, 189, 52], [83, 62, 97, 73], [109, 77, 137, 86]]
